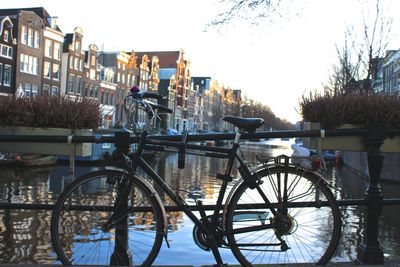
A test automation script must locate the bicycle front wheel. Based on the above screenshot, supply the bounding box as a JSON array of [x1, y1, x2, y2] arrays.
[[51, 170, 165, 266], [225, 166, 341, 266]]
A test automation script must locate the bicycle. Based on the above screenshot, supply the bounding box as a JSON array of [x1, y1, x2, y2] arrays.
[[51, 88, 341, 266]]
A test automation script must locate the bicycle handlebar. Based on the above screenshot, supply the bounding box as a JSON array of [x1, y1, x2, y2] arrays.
[[129, 91, 172, 113]]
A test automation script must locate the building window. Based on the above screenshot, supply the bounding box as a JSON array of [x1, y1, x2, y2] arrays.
[[89, 85, 94, 97], [21, 26, 28, 44], [43, 84, 50, 94], [32, 57, 38, 75], [80, 59, 84, 71], [117, 73, 120, 83], [28, 28, 34, 47], [45, 39, 52, 58], [68, 75, 75, 93], [51, 86, 59, 96], [3, 30, 9, 42], [84, 85, 89, 97], [3, 65, 11, 86], [95, 86, 99, 98], [53, 43, 61, 60], [24, 83, 32, 96], [91, 55, 96, 65], [0, 44, 13, 59], [32, 84, 39, 97], [22, 83, 39, 96], [74, 58, 79, 70], [75, 41, 80, 53], [43, 61, 51, 79], [101, 91, 104, 104], [35, 30, 40, 48], [0, 64, 2, 84], [76, 76, 82, 94], [20, 54, 38, 75], [70, 56, 74, 69], [52, 64, 60, 80], [90, 69, 96, 80]]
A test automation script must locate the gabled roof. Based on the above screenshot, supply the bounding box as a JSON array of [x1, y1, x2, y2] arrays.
[[134, 51, 180, 68], [0, 7, 61, 31]]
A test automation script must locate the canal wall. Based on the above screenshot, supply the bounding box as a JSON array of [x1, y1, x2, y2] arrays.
[[342, 151, 400, 183]]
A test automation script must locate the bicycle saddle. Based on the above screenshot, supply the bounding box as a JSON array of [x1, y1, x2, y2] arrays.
[[222, 115, 264, 133]]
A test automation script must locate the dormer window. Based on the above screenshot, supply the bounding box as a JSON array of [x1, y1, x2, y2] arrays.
[[75, 41, 80, 53], [3, 30, 9, 42]]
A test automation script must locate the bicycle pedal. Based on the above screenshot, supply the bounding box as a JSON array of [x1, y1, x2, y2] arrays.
[[281, 242, 290, 251]]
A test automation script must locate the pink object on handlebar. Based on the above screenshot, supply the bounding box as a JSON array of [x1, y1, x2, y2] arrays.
[[130, 85, 140, 93]]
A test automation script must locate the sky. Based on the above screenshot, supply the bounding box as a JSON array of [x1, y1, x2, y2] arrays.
[[3, 0, 400, 123]]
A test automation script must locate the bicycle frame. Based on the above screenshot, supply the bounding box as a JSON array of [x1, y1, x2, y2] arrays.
[[106, 127, 280, 265], [109, 94, 283, 265]]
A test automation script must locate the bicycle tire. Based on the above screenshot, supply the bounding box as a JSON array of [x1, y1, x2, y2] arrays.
[[225, 166, 341, 266], [51, 169, 165, 266]]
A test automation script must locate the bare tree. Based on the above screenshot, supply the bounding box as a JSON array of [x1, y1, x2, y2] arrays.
[[326, 0, 392, 95], [326, 28, 363, 95], [210, 0, 286, 27]]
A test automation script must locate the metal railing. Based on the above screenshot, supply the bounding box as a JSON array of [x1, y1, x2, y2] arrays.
[[1, 124, 400, 265]]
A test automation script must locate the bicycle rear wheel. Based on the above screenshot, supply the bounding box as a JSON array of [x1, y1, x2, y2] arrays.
[[51, 170, 165, 266], [225, 166, 341, 266]]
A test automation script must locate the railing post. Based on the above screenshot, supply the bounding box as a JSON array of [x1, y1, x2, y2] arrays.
[[110, 129, 132, 266], [357, 124, 385, 264]]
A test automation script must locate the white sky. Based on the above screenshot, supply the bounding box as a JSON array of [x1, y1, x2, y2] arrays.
[[4, 0, 400, 123]]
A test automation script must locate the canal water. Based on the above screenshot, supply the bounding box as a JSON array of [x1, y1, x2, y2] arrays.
[[0, 139, 399, 265]]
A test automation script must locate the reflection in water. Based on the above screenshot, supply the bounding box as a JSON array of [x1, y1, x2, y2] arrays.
[[0, 139, 399, 265]]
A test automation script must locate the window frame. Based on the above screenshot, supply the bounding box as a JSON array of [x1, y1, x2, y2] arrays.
[[21, 26, 28, 45], [45, 39, 52, 58], [52, 63, 60, 80], [68, 74, 75, 93], [28, 28, 34, 47], [53, 42, 61, 60], [3, 30, 9, 42], [43, 61, 51, 79], [3, 64, 11, 86], [34, 30, 40, 48]]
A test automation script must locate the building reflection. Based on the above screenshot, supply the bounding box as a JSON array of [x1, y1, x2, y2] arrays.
[[0, 166, 56, 264]]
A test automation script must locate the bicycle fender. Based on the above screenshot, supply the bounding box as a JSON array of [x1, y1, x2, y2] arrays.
[[134, 174, 169, 237], [104, 166, 130, 174], [293, 166, 330, 187]]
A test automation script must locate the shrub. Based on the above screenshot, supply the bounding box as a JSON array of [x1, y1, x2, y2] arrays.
[[299, 92, 400, 129], [0, 94, 101, 129]]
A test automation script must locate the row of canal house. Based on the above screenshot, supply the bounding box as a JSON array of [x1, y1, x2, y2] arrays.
[[0, 7, 242, 134], [372, 49, 400, 94]]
